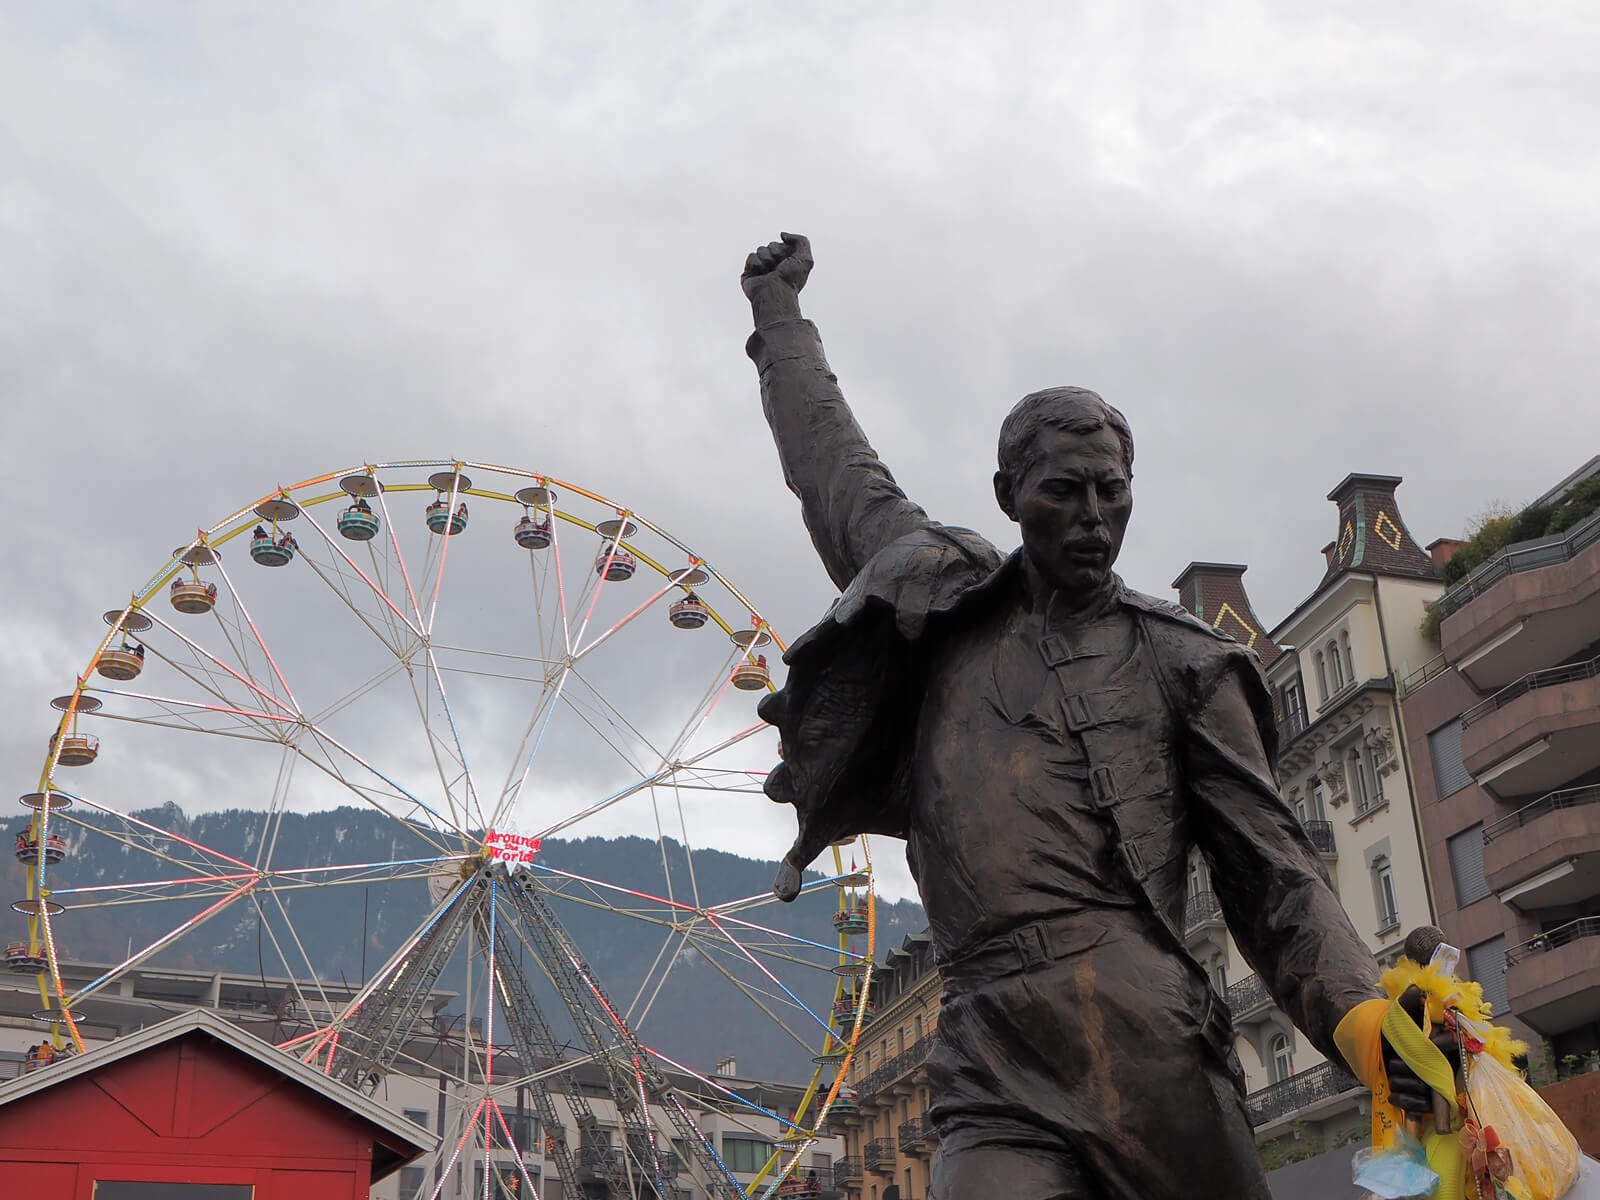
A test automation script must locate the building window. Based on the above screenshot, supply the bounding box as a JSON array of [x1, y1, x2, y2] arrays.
[[1350, 748, 1371, 810], [1315, 652, 1329, 698], [1280, 680, 1306, 734], [1188, 857, 1206, 897], [398, 1169, 427, 1200], [1327, 640, 1346, 691], [1340, 630, 1355, 683], [1270, 1033, 1294, 1083], [1447, 825, 1491, 907], [1365, 744, 1386, 802], [1373, 858, 1399, 932], [906, 1167, 914, 1198], [403, 1107, 432, 1130], [723, 1137, 775, 1174], [1211, 962, 1228, 994], [914, 1014, 924, 1041], [1428, 719, 1474, 798]]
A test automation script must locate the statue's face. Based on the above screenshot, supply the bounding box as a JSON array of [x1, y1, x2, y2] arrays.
[[998, 424, 1132, 598]]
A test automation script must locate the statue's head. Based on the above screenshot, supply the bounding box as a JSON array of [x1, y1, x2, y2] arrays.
[[994, 387, 1134, 600]]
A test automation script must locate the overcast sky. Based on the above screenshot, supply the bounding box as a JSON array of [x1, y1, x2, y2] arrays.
[[4, 3, 1600, 906]]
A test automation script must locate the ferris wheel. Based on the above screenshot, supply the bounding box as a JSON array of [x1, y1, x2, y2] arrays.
[[10, 459, 878, 1200]]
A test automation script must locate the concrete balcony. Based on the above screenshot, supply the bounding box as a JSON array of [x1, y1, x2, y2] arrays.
[[863, 1138, 896, 1176], [832, 1157, 862, 1191], [1439, 511, 1600, 692], [1460, 657, 1600, 799], [1483, 784, 1600, 910], [898, 1116, 934, 1156], [1506, 918, 1600, 1037], [1225, 973, 1275, 1026], [1184, 891, 1227, 958], [1302, 819, 1337, 860], [1246, 1061, 1363, 1130]]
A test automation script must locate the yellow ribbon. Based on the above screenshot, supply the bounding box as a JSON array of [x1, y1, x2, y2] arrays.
[[1336, 996, 1471, 1200]]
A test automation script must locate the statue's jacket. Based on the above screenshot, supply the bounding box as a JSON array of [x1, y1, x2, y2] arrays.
[[747, 317, 1380, 1073]]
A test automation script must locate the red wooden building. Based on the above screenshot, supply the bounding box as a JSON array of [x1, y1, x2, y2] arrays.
[[0, 1008, 435, 1200]]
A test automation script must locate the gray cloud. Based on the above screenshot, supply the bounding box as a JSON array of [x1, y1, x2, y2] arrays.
[[5, 3, 1600, 910]]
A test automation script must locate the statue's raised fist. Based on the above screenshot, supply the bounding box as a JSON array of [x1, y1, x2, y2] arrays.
[[742, 232, 813, 300]]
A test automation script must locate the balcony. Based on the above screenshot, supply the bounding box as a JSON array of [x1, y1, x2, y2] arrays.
[[1460, 655, 1600, 799], [832, 1157, 862, 1190], [1438, 510, 1600, 692], [1302, 819, 1337, 858], [858, 1037, 930, 1099], [1505, 918, 1600, 1037], [863, 1138, 896, 1175], [1483, 784, 1600, 910], [1184, 891, 1224, 934], [898, 1116, 934, 1156], [1225, 973, 1274, 1024], [1246, 1061, 1363, 1129]]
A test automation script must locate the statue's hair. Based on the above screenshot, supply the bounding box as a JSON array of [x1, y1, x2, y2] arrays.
[[997, 387, 1134, 484]]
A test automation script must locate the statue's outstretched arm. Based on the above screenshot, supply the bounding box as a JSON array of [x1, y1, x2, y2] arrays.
[[743, 234, 932, 590]]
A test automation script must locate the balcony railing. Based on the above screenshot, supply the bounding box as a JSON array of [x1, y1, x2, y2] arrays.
[[1461, 652, 1600, 728], [1484, 783, 1600, 842], [1399, 653, 1450, 698], [1225, 973, 1272, 1017], [863, 1138, 896, 1174], [832, 1157, 862, 1189], [1246, 1061, 1362, 1127], [1434, 509, 1600, 621], [1506, 917, 1600, 966], [898, 1116, 934, 1153], [1184, 891, 1223, 932], [1302, 819, 1335, 855], [858, 1036, 930, 1098]]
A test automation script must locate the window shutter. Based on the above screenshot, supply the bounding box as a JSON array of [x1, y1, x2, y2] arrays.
[[1429, 719, 1474, 797], [1468, 936, 1510, 1018], [1448, 824, 1491, 906]]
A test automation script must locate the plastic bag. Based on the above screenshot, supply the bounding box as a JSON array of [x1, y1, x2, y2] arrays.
[[1354, 1131, 1440, 1199], [1465, 1050, 1578, 1200]]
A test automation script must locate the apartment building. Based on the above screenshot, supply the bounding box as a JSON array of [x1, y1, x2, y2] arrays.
[[827, 932, 938, 1200], [1399, 456, 1600, 1066], [1174, 472, 1444, 1146], [0, 959, 841, 1200]]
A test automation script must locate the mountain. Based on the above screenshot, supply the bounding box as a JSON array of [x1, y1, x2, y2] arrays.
[[4, 805, 923, 1081]]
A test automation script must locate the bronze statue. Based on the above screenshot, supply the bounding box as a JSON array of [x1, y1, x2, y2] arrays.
[[741, 233, 1385, 1198]]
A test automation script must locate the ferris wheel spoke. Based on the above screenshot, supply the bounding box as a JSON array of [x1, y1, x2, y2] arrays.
[[287, 724, 466, 848], [210, 554, 302, 716], [80, 708, 287, 744], [140, 609, 300, 718], [679, 926, 829, 1051], [571, 570, 682, 663], [395, 657, 478, 835], [296, 504, 425, 648], [63, 878, 260, 1007]]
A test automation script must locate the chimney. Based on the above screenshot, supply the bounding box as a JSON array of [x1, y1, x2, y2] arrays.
[[1320, 473, 1437, 585], [1171, 562, 1284, 669], [1321, 542, 1336, 569], [1427, 537, 1467, 570], [715, 1057, 737, 1078]]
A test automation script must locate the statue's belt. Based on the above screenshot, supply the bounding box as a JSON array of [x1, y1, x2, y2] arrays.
[[940, 910, 1131, 986]]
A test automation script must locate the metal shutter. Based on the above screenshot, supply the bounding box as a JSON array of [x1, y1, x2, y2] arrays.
[[1448, 824, 1491, 906], [1429, 719, 1475, 797], [1468, 936, 1510, 1018]]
